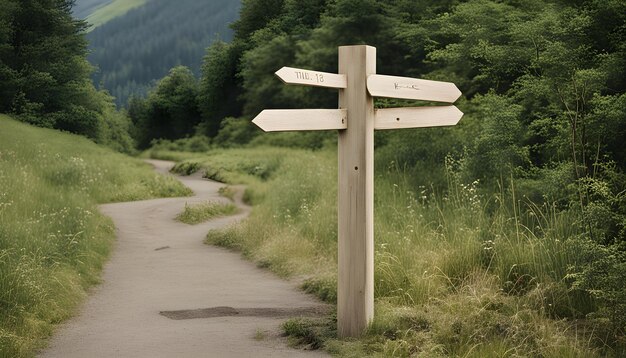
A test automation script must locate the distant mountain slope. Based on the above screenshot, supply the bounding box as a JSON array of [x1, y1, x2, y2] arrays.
[[84, 0, 240, 106], [72, 0, 112, 20], [85, 0, 148, 30]]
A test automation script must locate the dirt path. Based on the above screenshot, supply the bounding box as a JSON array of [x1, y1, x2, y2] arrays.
[[40, 160, 328, 358]]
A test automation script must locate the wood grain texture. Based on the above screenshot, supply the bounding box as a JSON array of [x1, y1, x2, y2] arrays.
[[375, 106, 463, 130], [275, 66, 347, 89], [367, 74, 462, 103], [251, 109, 347, 132], [337, 45, 376, 338]]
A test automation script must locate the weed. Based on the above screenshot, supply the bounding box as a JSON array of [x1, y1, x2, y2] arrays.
[[254, 328, 266, 341]]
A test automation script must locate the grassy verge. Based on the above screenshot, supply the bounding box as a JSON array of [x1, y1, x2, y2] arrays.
[[155, 146, 618, 357], [0, 116, 191, 357], [176, 201, 239, 225]]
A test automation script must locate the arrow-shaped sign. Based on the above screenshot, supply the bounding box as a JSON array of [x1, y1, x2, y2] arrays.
[[275, 67, 347, 89], [253, 109, 347, 132], [375, 106, 463, 130], [367, 74, 462, 103]]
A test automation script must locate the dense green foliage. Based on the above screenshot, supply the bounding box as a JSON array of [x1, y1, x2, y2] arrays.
[[0, 116, 190, 357], [128, 66, 202, 148], [85, 0, 240, 106], [0, 0, 135, 152]]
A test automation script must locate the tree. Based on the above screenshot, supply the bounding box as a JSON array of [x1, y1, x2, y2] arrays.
[[198, 41, 242, 137], [132, 66, 201, 148], [0, 0, 134, 152]]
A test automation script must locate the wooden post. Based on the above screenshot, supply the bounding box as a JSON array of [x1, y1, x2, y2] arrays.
[[252, 45, 462, 338], [337, 45, 376, 337]]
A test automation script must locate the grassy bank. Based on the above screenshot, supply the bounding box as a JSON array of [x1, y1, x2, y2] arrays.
[[157, 145, 621, 357], [0, 116, 191, 357], [176, 201, 239, 225]]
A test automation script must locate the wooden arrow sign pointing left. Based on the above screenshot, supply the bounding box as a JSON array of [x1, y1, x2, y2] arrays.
[[253, 109, 347, 132], [275, 67, 347, 89]]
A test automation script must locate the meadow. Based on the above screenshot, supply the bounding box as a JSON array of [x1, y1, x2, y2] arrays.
[[149, 145, 619, 357], [0, 116, 191, 357]]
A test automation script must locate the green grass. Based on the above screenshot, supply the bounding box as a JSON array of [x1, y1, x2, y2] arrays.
[[176, 201, 239, 225], [0, 115, 191, 357], [86, 0, 148, 30], [154, 146, 618, 357]]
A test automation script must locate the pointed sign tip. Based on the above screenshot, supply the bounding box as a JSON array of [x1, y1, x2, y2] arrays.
[[252, 111, 269, 132], [452, 88, 463, 103], [274, 67, 288, 84]]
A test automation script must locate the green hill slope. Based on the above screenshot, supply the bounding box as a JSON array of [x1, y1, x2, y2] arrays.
[[82, 0, 240, 106], [72, 0, 112, 20], [85, 0, 148, 30], [0, 115, 190, 357]]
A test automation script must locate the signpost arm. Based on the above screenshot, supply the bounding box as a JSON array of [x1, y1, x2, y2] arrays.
[[337, 45, 376, 338]]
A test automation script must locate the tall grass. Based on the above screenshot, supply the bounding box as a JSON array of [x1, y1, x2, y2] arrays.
[[0, 116, 190, 357], [160, 146, 610, 357]]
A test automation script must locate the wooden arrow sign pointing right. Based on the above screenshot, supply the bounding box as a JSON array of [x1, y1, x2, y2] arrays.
[[275, 67, 347, 89], [252, 109, 347, 132], [367, 74, 462, 103], [375, 106, 463, 130]]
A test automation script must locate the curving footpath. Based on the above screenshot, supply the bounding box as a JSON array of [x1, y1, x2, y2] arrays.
[[40, 160, 328, 358]]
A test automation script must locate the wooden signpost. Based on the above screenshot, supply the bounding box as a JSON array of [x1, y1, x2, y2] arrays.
[[252, 45, 463, 338]]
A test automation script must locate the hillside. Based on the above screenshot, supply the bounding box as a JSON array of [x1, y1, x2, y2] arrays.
[[81, 0, 240, 106], [72, 0, 112, 20], [73, 0, 148, 30], [85, 0, 148, 30]]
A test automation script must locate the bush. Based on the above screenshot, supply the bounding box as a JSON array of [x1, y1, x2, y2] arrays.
[[150, 135, 211, 153], [212, 117, 258, 147], [567, 240, 626, 342]]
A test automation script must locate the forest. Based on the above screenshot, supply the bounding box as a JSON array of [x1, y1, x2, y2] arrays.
[[0, 0, 625, 356]]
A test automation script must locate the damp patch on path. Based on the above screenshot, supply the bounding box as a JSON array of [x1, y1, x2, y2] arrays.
[[160, 306, 329, 320]]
